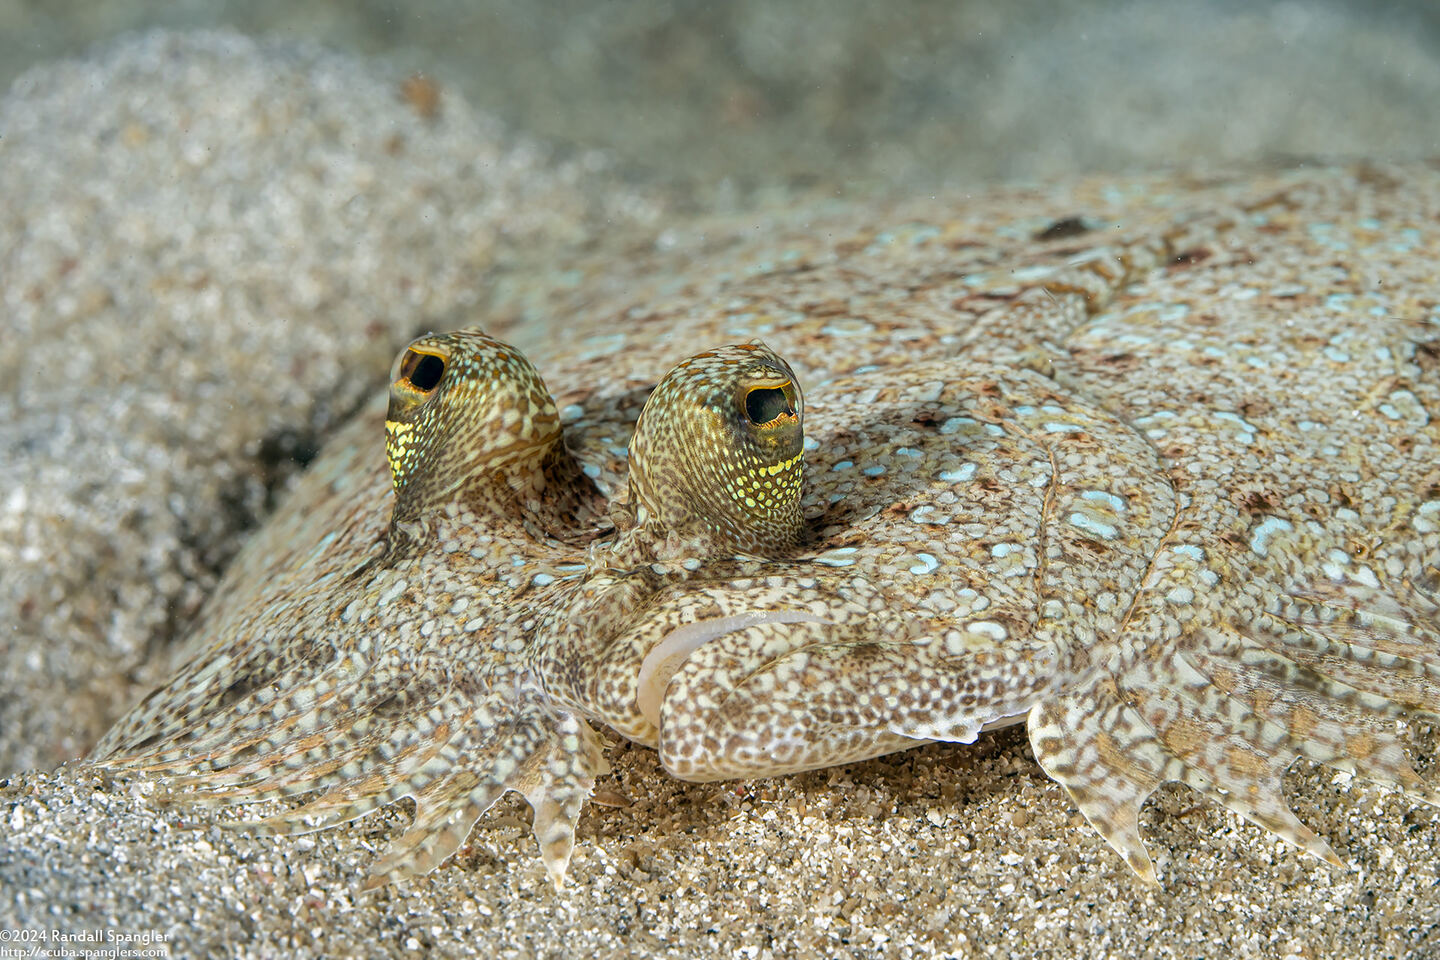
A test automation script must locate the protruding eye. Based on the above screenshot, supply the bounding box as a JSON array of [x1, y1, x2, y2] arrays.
[[384, 331, 562, 525], [397, 349, 446, 393], [627, 342, 805, 556], [744, 385, 795, 427]]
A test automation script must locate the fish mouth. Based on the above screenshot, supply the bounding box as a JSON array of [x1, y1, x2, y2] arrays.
[[635, 610, 830, 730]]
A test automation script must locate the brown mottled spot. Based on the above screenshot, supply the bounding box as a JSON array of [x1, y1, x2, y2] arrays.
[[1093, 731, 1132, 773], [1094, 352, 1141, 373], [1290, 704, 1317, 740], [1233, 488, 1280, 515], [1169, 247, 1212, 268], [910, 410, 946, 428], [1414, 340, 1440, 373], [1165, 715, 1207, 755], [1219, 530, 1249, 552], [1354, 162, 1404, 191], [1224, 744, 1270, 781], [1328, 484, 1357, 509], [1208, 666, 1237, 694], [1237, 398, 1272, 420], [400, 73, 442, 120], [1346, 535, 1377, 560], [1033, 216, 1092, 241]]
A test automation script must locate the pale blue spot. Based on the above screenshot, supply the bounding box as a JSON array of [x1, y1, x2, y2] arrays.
[[1080, 490, 1128, 512], [1249, 516, 1293, 558], [821, 319, 876, 337], [909, 225, 942, 245], [1213, 411, 1256, 433], [1067, 512, 1118, 540], [583, 464, 602, 479], [908, 553, 940, 575], [532, 573, 555, 586], [1323, 346, 1351, 363], [1325, 293, 1354, 311], [940, 417, 979, 434], [1171, 544, 1206, 561], [966, 620, 1009, 641], [1043, 422, 1084, 433], [1011, 264, 1056, 282], [938, 464, 977, 483], [895, 447, 924, 458], [863, 465, 887, 476], [831, 460, 854, 472], [815, 547, 859, 567]]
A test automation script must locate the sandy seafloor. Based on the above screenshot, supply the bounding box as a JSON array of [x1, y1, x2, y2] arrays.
[[3, 11, 1440, 960]]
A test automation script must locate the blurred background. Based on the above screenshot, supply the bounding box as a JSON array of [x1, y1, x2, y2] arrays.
[[3, 0, 1439, 200]]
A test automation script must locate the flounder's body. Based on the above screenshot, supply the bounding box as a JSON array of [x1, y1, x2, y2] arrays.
[[97, 165, 1440, 887]]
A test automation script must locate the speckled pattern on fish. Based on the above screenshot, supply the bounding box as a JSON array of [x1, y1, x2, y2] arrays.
[[93, 162, 1440, 891]]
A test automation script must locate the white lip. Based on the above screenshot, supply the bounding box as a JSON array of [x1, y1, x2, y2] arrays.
[[635, 610, 831, 730]]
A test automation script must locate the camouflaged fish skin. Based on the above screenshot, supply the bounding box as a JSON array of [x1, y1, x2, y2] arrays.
[[94, 164, 1440, 888]]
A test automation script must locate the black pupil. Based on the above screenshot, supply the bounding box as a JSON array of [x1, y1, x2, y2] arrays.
[[404, 352, 445, 391], [745, 386, 792, 425]]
